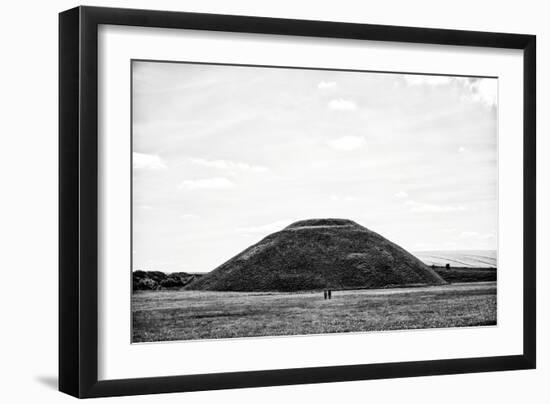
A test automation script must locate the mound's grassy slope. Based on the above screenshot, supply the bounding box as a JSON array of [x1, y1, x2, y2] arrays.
[[187, 218, 445, 292]]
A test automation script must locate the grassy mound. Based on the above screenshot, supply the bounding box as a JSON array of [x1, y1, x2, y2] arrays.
[[187, 218, 446, 291]]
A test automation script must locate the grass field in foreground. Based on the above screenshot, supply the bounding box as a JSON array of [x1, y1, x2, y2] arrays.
[[132, 282, 496, 342]]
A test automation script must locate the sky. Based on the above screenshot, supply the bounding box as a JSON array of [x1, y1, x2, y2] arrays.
[[132, 61, 497, 273]]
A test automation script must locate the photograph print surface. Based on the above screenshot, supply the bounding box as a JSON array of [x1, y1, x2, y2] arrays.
[[131, 60, 497, 343]]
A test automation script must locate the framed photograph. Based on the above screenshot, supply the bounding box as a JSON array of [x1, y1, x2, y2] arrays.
[[59, 6, 536, 398]]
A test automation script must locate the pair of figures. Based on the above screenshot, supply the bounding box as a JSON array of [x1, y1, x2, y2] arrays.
[[323, 289, 332, 300]]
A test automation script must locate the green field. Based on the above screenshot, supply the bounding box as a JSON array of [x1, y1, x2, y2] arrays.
[[132, 281, 496, 342]]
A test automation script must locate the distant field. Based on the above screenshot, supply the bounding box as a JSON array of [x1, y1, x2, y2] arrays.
[[413, 250, 497, 268], [132, 282, 496, 342]]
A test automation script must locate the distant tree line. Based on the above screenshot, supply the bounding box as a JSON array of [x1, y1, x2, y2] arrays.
[[431, 264, 497, 283], [133, 270, 203, 291]]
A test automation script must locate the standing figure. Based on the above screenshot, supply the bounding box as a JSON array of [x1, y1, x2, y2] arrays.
[[328, 289, 332, 300], [324, 290, 327, 300]]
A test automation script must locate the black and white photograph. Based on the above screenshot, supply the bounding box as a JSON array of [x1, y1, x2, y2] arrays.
[[131, 60, 498, 343], [0, 0, 544, 401]]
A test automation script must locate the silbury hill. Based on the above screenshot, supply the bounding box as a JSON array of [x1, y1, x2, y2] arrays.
[[187, 218, 446, 292]]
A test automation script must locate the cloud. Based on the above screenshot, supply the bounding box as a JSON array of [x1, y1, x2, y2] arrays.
[[133, 152, 167, 170], [236, 219, 293, 235], [394, 191, 409, 199], [190, 158, 268, 172], [178, 177, 235, 190], [458, 146, 466, 153], [327, 136, 366, 151], [404, 200, 467, 213], [460, 77, 497, 107], [318, 81, 337, 89], [403, 74, 497, 106], [328, 98, 357, 111]]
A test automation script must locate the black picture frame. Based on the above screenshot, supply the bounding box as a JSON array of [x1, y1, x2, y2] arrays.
[[59, 5, 536, 398]]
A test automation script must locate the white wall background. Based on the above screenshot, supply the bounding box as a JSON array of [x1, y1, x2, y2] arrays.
[[0, 0, 546, 402]]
